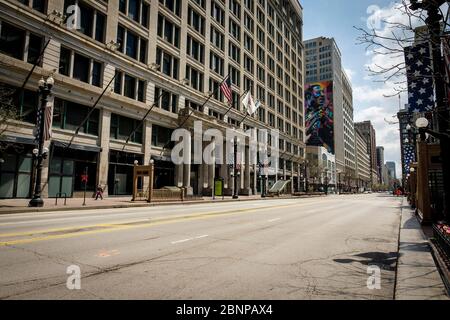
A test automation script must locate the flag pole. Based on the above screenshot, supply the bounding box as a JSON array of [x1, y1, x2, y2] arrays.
[[64, 73, 117, 150], [223, 90, 248, 119], [121, 90, 167, 152], [159, 75, 230, 153]]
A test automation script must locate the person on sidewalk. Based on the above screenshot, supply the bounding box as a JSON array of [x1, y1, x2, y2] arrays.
[[95, 185, 104, 200]]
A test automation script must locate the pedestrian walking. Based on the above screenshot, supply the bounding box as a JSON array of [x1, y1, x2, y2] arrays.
[[95, 185, 103, 200]]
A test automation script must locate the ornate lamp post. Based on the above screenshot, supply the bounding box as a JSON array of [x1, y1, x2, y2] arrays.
[[232, 137, 240, 199], [29, 76, 54, 207]]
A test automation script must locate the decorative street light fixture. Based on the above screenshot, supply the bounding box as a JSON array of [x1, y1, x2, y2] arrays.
[[29, 76, 54, 207], [232, 137, 240, 199]]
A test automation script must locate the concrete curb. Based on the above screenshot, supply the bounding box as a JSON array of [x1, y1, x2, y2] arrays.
[[0, 195, 327, 215]]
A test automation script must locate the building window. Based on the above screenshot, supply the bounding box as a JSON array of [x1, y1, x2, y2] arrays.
[[244, 12, 254, 33], [229, 0, 240, 17], [186, 35, 204, 63], [244, 54, 254, 73], [53, 98, 99, 136], [151, 125, 174, 148], [58, 47, 103, 87], [0, 21, 44, 66], [228, 41, 240, 64], [185, 65, 204, 92], [118, 0, 149, 27], [114, 70, 146, 102], [229, 18, 240, 41], [159, 0, 181, 17], [210, 27, 224, 51], [185, 99, 204, 112], [210, 52, 224, 76], [228, 65, 240, 87], [155, 87, 179, 114], [244, 33, 254, 53], [157, 14, 181, 48], [211, 1, 225, 26], [209, 79, 224, 102], [17, 0, 47, 13], [64, 0, 106, 42], [188, 7, 205, 35], [117, 25, 148, 63], [110, 113, 143, 144], [156, 47, 179, 80]]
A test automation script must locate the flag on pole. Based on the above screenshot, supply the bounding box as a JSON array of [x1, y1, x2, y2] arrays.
[[404, 43, 435, 113], [242, 91, 260, 115], [220, 76, 233, 104], [43, 96, 54, 141]]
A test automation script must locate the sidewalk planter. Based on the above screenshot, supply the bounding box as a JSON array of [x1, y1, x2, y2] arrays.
[[433, 223, 450, 258]]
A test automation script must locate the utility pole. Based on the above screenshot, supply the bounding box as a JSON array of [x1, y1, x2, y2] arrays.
[[410, 0, 450, 221]]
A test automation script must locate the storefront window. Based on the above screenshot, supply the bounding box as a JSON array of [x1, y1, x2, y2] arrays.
[[0, 151, 33, 199]]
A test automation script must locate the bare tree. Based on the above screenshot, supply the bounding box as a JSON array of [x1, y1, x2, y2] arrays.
[[354, 0, 449, 97]]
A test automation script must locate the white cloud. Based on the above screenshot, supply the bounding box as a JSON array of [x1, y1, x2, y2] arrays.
[[344, 68, 355, 81], [353, 1, 423, 180]]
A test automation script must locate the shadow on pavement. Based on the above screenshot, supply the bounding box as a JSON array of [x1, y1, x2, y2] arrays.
[[334, 251, 399, 271]]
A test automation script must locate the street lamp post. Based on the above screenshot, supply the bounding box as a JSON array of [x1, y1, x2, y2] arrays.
[[304, 161, 309, 194], [232, 137, 240, 199], [410, 0, 450, 222], [29, 76, 54, 207]]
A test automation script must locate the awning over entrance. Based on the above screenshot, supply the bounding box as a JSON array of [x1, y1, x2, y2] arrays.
[[52, 140, 102, 153]]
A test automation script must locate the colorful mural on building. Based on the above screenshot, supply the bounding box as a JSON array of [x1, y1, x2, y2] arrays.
[[305, 82, 334, 154]]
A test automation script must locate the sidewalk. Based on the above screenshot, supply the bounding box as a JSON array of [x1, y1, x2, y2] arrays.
[[0, 194, 322, 215], [395, 199, 449, 300]]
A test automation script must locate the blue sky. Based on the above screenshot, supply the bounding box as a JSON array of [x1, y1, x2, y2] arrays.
[[301, 0, 404, 178]]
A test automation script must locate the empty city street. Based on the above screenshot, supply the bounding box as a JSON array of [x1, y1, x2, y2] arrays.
[[0, 194, 410, 300]]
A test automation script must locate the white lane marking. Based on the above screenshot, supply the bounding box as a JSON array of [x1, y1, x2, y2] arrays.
[[171, 238, 193, 244], [171, 235, 209, 244], [268, 218, 281, 223]]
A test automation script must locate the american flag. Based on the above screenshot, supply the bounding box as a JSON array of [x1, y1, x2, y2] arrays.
[[403, 144, 416, 174], [220, 76, 233, 104], [34, 95, 54, 142], [404, 43, 435, 113]]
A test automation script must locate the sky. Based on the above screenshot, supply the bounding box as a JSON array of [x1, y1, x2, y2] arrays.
[[301, 0, 405, 179]]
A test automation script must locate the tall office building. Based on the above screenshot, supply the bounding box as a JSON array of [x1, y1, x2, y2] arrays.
[[354, 121, 378, 186], [376, 146, 386, 185], [386, 161, 397, 180], [304, 37, 356, 188], [354, 128, 371, 190], [0, 0, 306, 199]]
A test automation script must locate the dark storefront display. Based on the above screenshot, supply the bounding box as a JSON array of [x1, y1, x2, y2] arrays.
[[108, 151, 143, 196], [48, 145, 100, 198], [0, 143, 34, 199]]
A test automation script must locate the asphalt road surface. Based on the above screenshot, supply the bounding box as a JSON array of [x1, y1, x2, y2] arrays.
[[0, 194, 402, 300]]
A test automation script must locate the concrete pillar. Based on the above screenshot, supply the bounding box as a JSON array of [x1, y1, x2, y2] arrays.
[[183, 137, 192, 196], [141, 120, 152, 191], [253, 163, 258, 195], [207, 140, 216, 196], [175, 164, 183, 188], [97, 109, 111, 196]]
